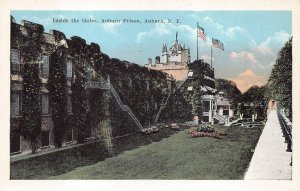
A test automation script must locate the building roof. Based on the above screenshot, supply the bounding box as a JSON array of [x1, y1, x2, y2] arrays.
[[162, 44, 167, 53], [216, 99, 231, 106]]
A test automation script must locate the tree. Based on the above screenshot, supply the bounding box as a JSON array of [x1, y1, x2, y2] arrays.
[[215, 78, 242, 106], [243, 85, 265, 105], [242, 85, 266, 118], [265, 38, 292, 117]]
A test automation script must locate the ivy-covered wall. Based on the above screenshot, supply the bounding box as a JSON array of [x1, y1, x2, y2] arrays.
[[10, 18, 172, 154], [11, 20, 44, 153]]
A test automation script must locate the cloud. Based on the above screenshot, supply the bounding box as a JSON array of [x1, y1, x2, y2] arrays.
[[250, 30, 291, 56], [229, 70, 266, 93], [101, 22, 122, 35], [203, 16, 247, 38], [230, 51, 257, 63], [136, 21, 200, 44], [230, 51, 265, 69], [268, 31, 291, 44], [257, 43, 273, 55], [23, 16, 52, 25], [136, 22, 171, 43], [20, 14, 71, 26], [201, 54, 214, 63]]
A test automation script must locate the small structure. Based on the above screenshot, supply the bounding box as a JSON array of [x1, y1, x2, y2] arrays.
[[268, 99, 277, 110], [215, 95, 233, 118]]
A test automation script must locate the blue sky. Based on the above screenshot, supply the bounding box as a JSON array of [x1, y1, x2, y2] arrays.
[[11, 11, 291, 92]]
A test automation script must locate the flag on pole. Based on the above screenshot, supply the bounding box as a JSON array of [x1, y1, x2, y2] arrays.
[[212, 38, 224, 51], [197, 25, 207, 42]]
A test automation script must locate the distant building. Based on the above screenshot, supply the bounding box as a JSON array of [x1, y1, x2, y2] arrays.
[[145, 32, 190, 81]]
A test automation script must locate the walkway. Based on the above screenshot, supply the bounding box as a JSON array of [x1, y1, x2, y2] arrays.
[[244, 110, 292, 180]]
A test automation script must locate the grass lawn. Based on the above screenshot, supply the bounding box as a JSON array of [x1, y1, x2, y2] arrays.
[[10, 127, 179, 179], [49, 124, 263, 179]]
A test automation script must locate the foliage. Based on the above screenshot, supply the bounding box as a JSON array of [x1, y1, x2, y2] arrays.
[[70, 37, 90, 143], [165, 60, 214, 121], [198, 124, 215, 133], [243, 85, 265, 105], [21, 63, 42, 153], [215, 78, 242, 106], [12, 21, 44, 153], [265, 38, 292, 117], [235, 85, 266, 118], [48, 47, 68, 148]]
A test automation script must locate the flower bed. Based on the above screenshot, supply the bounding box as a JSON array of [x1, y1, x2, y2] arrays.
[[141, 127, 159, 135], [188, 124, 227, 139], [170, 123, 180, 130]]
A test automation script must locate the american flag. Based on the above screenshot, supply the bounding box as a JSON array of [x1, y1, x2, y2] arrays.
[[212, 38, 224, 51], [198, 25, 207, 42]]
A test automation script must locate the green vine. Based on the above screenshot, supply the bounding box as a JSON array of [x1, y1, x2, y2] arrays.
[[48, 46, 68, 148], [70, 37, 90, 143], [12, 21, 44, 153]]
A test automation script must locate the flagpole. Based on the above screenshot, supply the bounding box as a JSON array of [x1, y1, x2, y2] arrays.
[[197, 22, 199, 60]]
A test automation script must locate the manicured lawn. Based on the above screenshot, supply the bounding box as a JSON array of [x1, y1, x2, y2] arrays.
[[50, 124, 263, 179], [10, 127, 179, 179]]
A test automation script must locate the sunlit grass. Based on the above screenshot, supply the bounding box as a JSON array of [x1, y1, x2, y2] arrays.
[[50, 124, 262, 179]]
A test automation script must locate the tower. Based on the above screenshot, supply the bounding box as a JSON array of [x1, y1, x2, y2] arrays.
[[162, 44, 168, 64]]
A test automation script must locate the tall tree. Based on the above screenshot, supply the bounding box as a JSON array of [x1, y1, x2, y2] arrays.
[[265, 38, 292, 117]]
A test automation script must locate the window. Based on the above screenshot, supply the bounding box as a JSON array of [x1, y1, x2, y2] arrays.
[[223, 110, 229, 116], [187, 86, 193, 91], [65, 128, 73, 143], [41, 56, 49, 77], [145, 101, 150, 112], [203, 101, 210, 112], [188, 71, 193, 77], [86, 64, 92, 80], [146, 81, 150, 90], [86, 99, 91, 112], [42, 94, 49, 115], [66, 60, 73, 78], [11, 49, 21, 72], [67, 95, 72, 113], [41, 131, 50, 147], [128, 77, 132, 87], [11, 92, 21, 116], [154, 101, 158, 110]]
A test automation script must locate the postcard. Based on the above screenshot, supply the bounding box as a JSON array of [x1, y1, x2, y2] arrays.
[[1, 0, 300, 191]]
